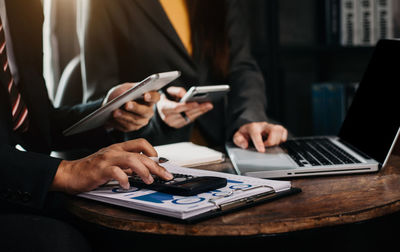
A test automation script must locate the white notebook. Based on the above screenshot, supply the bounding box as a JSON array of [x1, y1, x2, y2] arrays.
[[154, 142, 225, 167]]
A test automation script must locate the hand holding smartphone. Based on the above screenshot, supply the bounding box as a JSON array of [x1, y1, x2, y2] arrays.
[[179, 85, 230, 103]]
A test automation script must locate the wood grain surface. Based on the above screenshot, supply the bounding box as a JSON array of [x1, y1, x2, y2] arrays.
[[67, 154, 400, 236]]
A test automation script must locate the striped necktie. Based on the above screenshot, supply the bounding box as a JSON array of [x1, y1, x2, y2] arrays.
[[0, 17, 29, 132]]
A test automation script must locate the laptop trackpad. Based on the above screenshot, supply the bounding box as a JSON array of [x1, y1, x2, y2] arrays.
[[232, 147, 295, 171]]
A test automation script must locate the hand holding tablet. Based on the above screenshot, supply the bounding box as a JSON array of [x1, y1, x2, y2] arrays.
[[63, 71, 181, 136]]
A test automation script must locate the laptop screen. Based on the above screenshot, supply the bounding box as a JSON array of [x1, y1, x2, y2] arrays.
[[338, 39, 400, 164]]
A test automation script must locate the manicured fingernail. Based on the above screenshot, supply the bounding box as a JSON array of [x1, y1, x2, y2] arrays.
[[114, 110, 121, 117], [144, 93, 151, 101], [128, 103, 134, 109]]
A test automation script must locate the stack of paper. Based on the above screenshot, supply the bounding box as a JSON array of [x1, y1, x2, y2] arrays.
[[154, 142, 225, 167], [79, 162, 295, 221]]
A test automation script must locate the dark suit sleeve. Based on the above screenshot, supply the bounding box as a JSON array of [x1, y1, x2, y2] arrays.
[[79, 0, 125, 102], [225, 0, 269, 140], [0, 144, 61, 210], [113, 106, 192, 146], [79, 0, 177, 145], [0, 100, 114, 210], [49, 99, 115, 151]]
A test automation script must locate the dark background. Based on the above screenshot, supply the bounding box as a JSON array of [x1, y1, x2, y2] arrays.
[[46, 0, 375, 137], [241, 0, 374, 136], [45, 1, 398, 249]]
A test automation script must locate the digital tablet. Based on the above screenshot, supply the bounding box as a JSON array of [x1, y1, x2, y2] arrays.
[[179, 85, 230, 103], [63, 71, 180, 136]]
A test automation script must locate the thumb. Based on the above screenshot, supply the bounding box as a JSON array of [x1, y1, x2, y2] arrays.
[[166, 86, 186, 100], [104, 166, 130, 189], [107, 83, 135, 101], [233, 131, 249, 149]]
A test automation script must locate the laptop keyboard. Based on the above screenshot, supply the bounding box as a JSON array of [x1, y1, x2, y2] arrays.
[[280, 138, 361, 167]]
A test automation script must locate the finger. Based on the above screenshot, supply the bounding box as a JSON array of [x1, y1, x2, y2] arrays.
[[111, 118, 147, 132], [104, 166, 130, 189], [185, 102, 213, 114], [117, 138, 158, 157], [166, 86, 187, 99], [185, 110, 207, 122], [264, 125, 286, 147], [108, 121, 130, 132], [140, 156, 173, 181], [113, 109, 146, 125], [107, 118, 141, 132], [111, 110, 149, 132], [166, 114, 187, 128], [143, 91, 160, 103], [249, 128, 266, 153], [233, 131, 249, 149], [106, 83, 135, 101], [264, 133, 278, 147], [117, 83, 134, 93], [124, 102, 154, 118], [185, 103, 213, 119], [172, 102, 199, 113], [281, 129, 288, 142], [157, 93, 177, 110], [126, 156, 154, 184], [185, 111, 202, 122], [121, 168, 133, 176], [107, 114, 128, 132], [200, 102, 213, 109], [161, 102, 197, 116]]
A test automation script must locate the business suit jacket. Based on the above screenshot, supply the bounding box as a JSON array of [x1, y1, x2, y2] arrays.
[[81, 0, 269, 146], [0, 0, 112, 212]]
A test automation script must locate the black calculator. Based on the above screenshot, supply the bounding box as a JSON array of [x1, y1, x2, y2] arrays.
[[129, 173, 227, 196]]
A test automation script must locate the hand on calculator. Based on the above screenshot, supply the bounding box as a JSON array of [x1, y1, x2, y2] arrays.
[[129, 173, 227, 196], [105, 157, 227, 196]]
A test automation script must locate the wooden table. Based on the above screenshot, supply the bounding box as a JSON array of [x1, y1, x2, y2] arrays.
[[67, 154, 400, 237]]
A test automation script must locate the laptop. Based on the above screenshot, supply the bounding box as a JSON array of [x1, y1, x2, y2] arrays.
[[226, 39, 400, 178]]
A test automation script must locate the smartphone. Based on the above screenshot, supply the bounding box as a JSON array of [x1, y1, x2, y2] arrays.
[[180, 85, 230, 103]]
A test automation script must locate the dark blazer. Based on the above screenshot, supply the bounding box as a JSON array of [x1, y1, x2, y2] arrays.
[[0, 0, 112, 212], [81, 0, 269, 146]]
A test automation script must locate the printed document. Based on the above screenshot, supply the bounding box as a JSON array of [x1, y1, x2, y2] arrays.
[[79, 161, 292, 220]]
